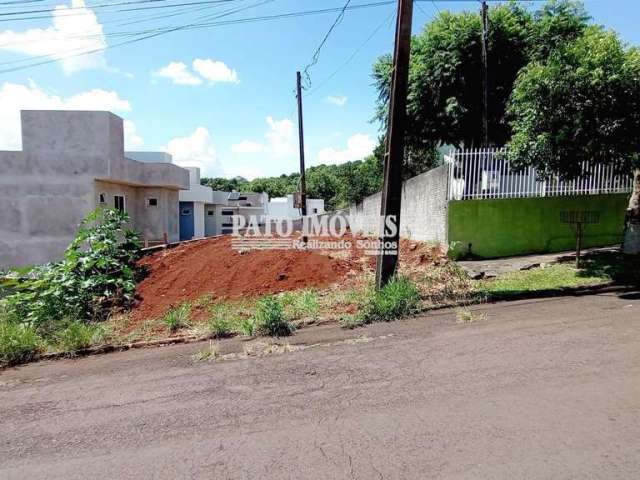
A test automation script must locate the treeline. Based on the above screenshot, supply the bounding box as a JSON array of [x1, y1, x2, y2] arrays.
[[201, 155, 384, 211]]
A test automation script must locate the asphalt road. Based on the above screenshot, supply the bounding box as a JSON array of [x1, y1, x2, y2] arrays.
[[2, 292, 640, 479]]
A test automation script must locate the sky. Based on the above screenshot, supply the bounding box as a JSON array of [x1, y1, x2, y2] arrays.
[[0, 0, 638, 179]]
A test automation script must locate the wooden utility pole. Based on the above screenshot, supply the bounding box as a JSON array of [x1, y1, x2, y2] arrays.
[[375, 0, 413, 289], [480, 0, 489, 146], [296, 71, 308, 243]]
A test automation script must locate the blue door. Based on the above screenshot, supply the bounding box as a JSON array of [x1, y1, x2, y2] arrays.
[[179, 201, 194, 241]]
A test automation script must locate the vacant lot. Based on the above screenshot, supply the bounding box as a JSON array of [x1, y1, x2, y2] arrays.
[[2, 292, 639, 479]]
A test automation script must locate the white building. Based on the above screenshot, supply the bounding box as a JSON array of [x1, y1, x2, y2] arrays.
[[178, 167, 215, 240], [267, 194, 325, 220], [178, 172, 270, 239]]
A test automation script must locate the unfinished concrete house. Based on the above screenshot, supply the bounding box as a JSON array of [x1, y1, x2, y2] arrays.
[[0, 110, 189, 269]]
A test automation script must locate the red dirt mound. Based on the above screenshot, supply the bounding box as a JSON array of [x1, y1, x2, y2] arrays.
[[133, 236, 360, 320]]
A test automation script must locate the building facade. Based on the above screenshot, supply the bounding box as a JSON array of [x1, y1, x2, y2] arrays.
[[267, 195, 325, 220], [0, 110, 189, 269]]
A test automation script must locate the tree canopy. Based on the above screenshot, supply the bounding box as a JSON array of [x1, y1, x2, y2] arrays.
[[372, 0, 590, 150], [504, 26, 640, 252], [505, 27, 640, 178], [201, 155, 383, 211]]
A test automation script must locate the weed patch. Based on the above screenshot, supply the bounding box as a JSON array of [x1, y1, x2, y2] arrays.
[[163, 303, 191, 333], [255, 295, 294, 337], [192, 341, 219, 362], [207, 304, 236, 338], [0, 320, 41, 367], [358, 277, 420, 324], [54, 320, 108, 355], [455, 308, 486, 323], [281, 289, 320, 321]]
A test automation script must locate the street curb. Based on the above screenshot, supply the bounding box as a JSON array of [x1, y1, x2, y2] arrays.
[[5, 283, 636, 369], [33, 332, 228, 363], [483, 282, 638, 303]]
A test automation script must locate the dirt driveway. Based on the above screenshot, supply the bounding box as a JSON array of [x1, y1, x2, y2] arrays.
[[1, 292, 639, 479]]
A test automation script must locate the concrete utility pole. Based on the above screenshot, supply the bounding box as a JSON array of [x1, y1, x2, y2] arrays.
[[375, 0, 413, 289], [480, 0, 489, 146], [296, 71, 308, 244]]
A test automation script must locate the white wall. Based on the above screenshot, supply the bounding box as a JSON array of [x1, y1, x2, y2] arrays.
[[267, 195, 324, 220]]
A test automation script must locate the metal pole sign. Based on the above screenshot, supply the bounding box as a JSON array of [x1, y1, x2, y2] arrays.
[[560, 211, 601, 268]]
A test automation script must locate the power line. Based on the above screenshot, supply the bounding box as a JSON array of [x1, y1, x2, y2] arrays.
[[0, 0, 234, 17], [0, 0, 272, 69], [0, 0, 547, 74], [301, 0, 352, 90], [0, 0, 396, 47], [308, 8, 395, 97], [0, 0, 241, 22]]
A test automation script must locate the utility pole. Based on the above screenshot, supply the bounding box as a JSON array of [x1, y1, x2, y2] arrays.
[[296, 71, 308, 244], [375, 0, 413, 289], [480, 0, 489, 146]]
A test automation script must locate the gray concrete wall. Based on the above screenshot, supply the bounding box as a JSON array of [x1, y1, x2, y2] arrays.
[[347, 164, 450, 244], [0, 111, 188, 269]]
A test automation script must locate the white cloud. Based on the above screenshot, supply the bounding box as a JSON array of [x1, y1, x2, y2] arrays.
[[326, 95, 348, 107], [162, 127, 222, 176], [232, 116, 296, 159], [192, 58, 239, 84], [152, 58, 238, 86], [123, 120, 143, 147], [265, 116, 296, 157], [231, 139, 264, 154], [153, 61, 202, 86], [316, 133, 376, 165], [0, 0, 107, 74], [0, 80, 136, 150]]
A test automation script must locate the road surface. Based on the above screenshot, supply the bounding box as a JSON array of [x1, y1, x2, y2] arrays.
[[2, 292, 640, 479]]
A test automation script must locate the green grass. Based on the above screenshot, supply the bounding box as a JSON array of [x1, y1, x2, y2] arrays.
[[162, 303, 191, 333], [207, 304, 236, 338], [0, 320, 41, 367], [280, 289, 320, 322], [255, 295, 294, 337], [239, 318, 257, 336], [54, 320, 108, 355], [480, 263, 610, 298], [357, 277, 421, 325]]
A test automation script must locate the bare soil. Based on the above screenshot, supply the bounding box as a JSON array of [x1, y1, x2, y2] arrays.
[[132, 235, 447, 323]]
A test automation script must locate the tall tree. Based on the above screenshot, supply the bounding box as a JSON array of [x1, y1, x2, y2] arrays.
[[372, 0, 589, 151], [505, 27, 640, 253]]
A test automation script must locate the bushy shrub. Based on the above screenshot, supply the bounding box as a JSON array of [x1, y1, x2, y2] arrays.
[[1, 208, 141, 330], [359, 277, 420, 324], [255, 295, 294, 337], [0, 320, 41, 367], [163, 303, 191, 333]]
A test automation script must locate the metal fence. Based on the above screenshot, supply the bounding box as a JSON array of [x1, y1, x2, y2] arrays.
[[446, 148, 634, 201]]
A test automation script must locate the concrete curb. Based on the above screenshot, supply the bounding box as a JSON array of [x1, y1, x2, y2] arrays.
[[483, 282, 638, 303], [7, 283, 636, 369]]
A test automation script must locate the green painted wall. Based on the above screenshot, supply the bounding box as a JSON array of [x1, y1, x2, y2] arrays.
[[448, 194, 629, 259]]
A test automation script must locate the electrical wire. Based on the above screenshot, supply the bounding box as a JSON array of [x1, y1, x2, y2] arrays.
[[307, 8, 395, 97], [0, 0, 549, 74], [0, 0, 272, 69], [301, 0, 352, 90]]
